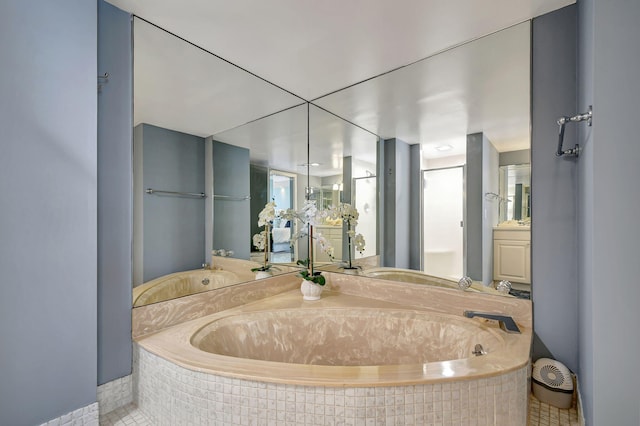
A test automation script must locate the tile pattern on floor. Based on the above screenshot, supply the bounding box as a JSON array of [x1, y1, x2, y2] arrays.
[[99, 403, 151, 425], [99, 394, 581, 425], [528, 394, 581, 426]]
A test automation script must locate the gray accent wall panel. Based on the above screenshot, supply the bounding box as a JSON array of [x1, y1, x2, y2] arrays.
[[465, 134, 483, 280], [465, 133, 498, 285], [213, 141, 250, 260], [0, 1, 98, 424], [382, 139, 410, 268], [97, 0, 133, 385], [531, 5, 578, 372], [482, 136, 499, 285], [142, 124, 206, 281], [409, 144, 422, 270], [578, 0, 640, 424], [499, 149, 530, 166], [250, 164, 269, 248]]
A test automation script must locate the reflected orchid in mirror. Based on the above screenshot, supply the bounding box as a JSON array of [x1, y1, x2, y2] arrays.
[[279, 200, 334, 284], [251, 201, 277, 273], [327, 203, 365, 269]]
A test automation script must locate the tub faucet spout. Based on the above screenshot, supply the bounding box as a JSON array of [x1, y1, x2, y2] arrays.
[[463, 311, 521, 334]]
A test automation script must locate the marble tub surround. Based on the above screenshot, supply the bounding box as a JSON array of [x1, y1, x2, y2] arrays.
[[133, 269, 240, 307], [359, 267, 507, 296], [210, 255, 300, 279], [132, 272, 299, 338], [324, 271, 532, 329], [135, 288, 531, 386]]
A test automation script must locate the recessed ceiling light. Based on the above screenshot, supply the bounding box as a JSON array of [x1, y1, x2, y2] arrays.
[[298, 162, 321, 167], [435, 144, 453, 152]]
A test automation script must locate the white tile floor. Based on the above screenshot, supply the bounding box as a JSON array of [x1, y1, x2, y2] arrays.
[[99, 403, 151, 425], [99, 395, 581, 425]]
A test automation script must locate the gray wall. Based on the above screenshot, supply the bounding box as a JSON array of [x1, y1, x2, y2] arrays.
[[531, 5, 579, 372], [499, 149, 530, 166], [409, 144, 422, 270], [213, 141, 250, 259], [250, 164, 269, 249], [0, 1, 98, 424], [136, 124, 206, 282], [97, 0, 132, 386], [382, 138, 411, 268], [465, 133, 484, 281], [465, 133, 499, 285], [482, 135, 499, 285], [578, 0, 640, 424]]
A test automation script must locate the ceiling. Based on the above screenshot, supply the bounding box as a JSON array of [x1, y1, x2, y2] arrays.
[[114, 0, 574, 171]]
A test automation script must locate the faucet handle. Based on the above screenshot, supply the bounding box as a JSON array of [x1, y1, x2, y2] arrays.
[[496, 280, 512, 294], [457, 276, 473, 291]]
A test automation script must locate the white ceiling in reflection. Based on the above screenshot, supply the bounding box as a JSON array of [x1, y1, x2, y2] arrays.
[[121, 2, 573, 172], [110, 0, 572, 100], [133, 18, 303, 137], [313, 22, 531, 162]]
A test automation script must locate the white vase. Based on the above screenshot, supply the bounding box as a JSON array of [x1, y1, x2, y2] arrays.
[[255, 270, 272, 280], [300, 279, 323, 300]]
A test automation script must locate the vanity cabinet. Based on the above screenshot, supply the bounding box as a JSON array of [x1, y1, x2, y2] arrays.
[[314, 225, 342, 262], [493, 228, 531, 284]]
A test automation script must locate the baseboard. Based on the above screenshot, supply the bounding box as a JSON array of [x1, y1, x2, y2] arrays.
[[39, 402, 99, 426], [97, 374, 133, 415]]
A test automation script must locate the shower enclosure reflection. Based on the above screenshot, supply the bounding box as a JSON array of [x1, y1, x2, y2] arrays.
[[422, 167, 464, 280]]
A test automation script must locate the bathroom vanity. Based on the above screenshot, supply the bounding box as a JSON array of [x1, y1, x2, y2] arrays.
[[493, 226, 531, 284]]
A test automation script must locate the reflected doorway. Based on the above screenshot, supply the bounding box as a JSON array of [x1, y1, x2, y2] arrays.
[[269, 170, 297, 263], [422, 167, 464, 280]]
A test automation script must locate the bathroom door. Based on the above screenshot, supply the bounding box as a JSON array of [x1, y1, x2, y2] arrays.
[[422, 167, 464, 280]]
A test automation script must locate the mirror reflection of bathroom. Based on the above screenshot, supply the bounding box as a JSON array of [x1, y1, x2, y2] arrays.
[[353, 174, 377, 260], [499, 163, 531, 224], [267, 170, 297, 263], [493, 154, 531, 295], [422, 167, 464, 281]]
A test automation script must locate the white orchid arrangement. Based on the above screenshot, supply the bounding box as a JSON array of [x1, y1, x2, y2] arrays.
[[279, 200, 334, 285], [251, 201, 277, 272], [327, 203, 366, 269]]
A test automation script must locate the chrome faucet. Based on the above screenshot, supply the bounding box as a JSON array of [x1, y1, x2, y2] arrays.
[[463, 311, 521, 334]]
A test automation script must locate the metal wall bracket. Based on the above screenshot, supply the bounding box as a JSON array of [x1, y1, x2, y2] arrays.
[[556, 105, 592, 158]]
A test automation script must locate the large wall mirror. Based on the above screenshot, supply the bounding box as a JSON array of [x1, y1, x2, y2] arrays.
[[131, 18, 306, 306], [132, 17, 532, 307], [313, 21, 531, 294]]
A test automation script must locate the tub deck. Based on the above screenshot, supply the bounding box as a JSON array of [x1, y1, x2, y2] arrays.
[[136, 289, 532, 386]]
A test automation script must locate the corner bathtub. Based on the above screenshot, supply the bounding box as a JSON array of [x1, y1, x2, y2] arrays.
[[132, 269, 240, 307], [134, 289, 530, 424]]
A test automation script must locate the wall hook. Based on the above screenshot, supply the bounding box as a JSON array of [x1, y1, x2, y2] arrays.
[[556, 105, 592, 158], [98, 72, 110, 93]]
